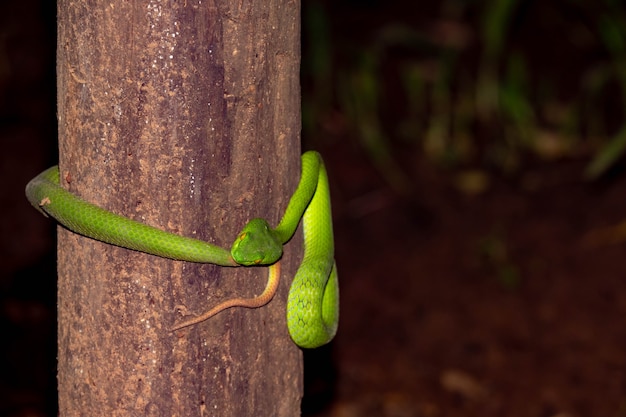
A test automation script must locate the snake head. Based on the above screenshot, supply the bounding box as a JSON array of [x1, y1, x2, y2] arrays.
[[230, 218, 283, 266]]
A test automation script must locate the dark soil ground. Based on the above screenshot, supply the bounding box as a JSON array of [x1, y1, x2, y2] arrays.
[[2, 1, 626, 416]]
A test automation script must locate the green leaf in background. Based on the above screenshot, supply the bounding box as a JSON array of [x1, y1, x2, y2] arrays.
[[585, 126, 626, 179]]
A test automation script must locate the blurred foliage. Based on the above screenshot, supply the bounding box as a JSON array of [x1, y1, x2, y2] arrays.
[[302, 0, 626, 187], [476, 228, 521, 289]]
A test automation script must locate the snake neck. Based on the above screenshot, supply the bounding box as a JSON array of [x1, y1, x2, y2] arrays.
[[273, 151, 322, 244]]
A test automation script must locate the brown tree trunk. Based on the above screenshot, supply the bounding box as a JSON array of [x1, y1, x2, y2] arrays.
[[56, 0, 303, 415]]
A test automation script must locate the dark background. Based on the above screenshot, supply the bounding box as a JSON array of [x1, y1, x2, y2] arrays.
[[2, 1, 626, 416]]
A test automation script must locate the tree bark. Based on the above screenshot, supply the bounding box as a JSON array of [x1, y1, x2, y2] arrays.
[[56, 0, 302, 415]]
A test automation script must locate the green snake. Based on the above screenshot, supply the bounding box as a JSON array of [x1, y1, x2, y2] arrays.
[[25, 151, 338, 349]]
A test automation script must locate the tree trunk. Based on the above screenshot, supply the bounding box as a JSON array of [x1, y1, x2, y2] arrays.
[[56, 0, 303, 415]]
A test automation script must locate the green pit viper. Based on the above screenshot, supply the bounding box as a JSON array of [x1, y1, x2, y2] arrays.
[[25, 151, 338, 349]]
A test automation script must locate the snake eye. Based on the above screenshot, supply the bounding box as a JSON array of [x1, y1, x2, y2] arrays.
[[254, 259, 262, 265], [239, 232, 247, 241]]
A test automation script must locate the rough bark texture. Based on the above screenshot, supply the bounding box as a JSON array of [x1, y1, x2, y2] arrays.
[[56, 0, 303, 415]]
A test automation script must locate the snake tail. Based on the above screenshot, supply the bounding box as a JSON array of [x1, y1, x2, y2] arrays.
[[171, 262, 282, 331]]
